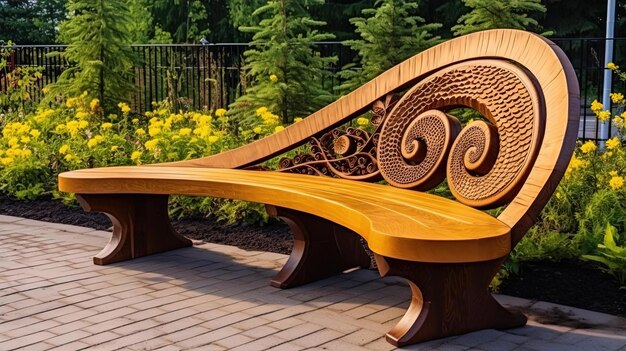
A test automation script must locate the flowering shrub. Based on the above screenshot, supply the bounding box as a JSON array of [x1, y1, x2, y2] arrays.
[[0, 89, 294, 223], [507, 62, 626, 286]]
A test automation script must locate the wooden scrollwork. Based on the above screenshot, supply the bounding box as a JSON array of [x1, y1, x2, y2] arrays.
[[279, 59, 543, 210]]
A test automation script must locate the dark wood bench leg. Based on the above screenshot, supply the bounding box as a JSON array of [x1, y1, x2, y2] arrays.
[[374, 254, 527, 347], [266, 205, 371, 288], [76, 194, 192, 265]]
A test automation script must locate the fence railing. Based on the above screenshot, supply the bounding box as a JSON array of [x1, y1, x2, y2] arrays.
[[2, 39, 626, 142]]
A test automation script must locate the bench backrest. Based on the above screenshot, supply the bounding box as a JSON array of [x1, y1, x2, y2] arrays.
[[172, 29, 580, 248]]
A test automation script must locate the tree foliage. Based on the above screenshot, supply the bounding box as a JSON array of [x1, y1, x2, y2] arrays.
[[49, 0, 136, 111], [452, 0, 549, 36], [229, 0, 337, 125], [338, 0, 441, 93], [0, 0, 67, 44]]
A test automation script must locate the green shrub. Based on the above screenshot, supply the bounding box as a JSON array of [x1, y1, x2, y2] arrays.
[[583, 224, 626, 287]]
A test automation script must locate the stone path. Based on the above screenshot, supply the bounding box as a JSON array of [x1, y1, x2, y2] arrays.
[[1, 215, 626, 351]]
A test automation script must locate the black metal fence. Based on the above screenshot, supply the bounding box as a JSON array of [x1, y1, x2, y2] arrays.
[[2, 39, 626, 141]]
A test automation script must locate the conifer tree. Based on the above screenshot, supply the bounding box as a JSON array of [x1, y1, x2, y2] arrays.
[[49, 0, 136, 112], [338, 0, 441, 94], [452, 0, 549, 36], [229, 0, 337, 125]]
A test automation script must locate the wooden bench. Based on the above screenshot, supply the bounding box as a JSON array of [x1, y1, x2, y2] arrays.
[[58, 29, 580, 346]]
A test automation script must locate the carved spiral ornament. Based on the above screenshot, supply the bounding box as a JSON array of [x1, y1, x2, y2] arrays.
[[378, 60, 544, 208]]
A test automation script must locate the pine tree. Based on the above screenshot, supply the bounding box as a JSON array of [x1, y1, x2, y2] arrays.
[[452, 0, 549, 36], [49, 0, 136, 112], [338, 0, 441, 94], [229, 0, 337, 125]]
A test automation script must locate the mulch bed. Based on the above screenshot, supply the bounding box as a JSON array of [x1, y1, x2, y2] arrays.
[[1, 195, 624, 318]]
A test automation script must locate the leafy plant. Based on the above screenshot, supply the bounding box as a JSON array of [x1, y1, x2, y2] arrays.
[[228, 0, 337, 125], [583, 224, 626, 287], [338, 0, 441, 94], [0, 42, 44, 113], [452, 0, 551, 36], [47, 0, 137, 113]]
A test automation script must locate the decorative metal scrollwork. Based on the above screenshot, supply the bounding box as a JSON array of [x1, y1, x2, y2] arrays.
[[278, 95, 396, 181]]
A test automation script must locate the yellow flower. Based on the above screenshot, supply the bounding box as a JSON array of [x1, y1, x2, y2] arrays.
[[75, 111, 89, 120], [101, 122, 113, 130], [87, 138, 99, 148], [78, 120, 89, 129], [256, 107, 268, 116], [253, 126, 262, 134], [591, 100, 604, 113], [64, 154, 76, 162], [566, 155, 587, 175], [208, 135, 220, 143], [580, 141, 597, 154], [118, 102, 131, 114], [611, 93, 624, 103], [148, 127, 161, 137], [274, 126, 285, 133], [7, 137, 18, 147], [179, 128, 192, 136], [55, 124, 66, 133], [269, 74, 278, 82], [597, 110, 611, 121], [614, 116, 625, 129], [66, 97, 78, 108], [0, 157, 14, 166], [215, 108, 227, 117], [59, 144, 70, 155], [135, 128, 146, 136], [144, 139, 159, 151], [131, 151, 142, 162], [110, 145, 119, 152], [42, 86, 50, 94], [357, 117, 369, 126], [608, 62, 619, 71], [132, 118, 139, 124], [90, 99, 99, 111], [609, 176, 624, 190], [21, 149, 32, 157], [293, 117, 303, 123], [29, 129, 41, 139], [20, 136, 30, 143], [606, 137, 621, 150], [609, 170, 619, 177]]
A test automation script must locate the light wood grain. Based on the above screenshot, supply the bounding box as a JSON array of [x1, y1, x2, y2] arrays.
[[59, 166, 511, 263], [57, 29, 580, 347]]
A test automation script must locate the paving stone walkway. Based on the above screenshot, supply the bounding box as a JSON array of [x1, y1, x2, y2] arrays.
[[1, 215, 626, 351]]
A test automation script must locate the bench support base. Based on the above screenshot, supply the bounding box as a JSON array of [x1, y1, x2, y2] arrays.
[[267, 205, 371, 288], [375, 255, 527, 347], [76, 194, 192, 265]]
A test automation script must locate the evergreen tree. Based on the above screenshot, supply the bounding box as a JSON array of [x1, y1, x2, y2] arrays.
[[229, 0, 337, 125], [338, 0, 441, 93], [49, 0, 136, 111], [452, 0, 549, 36], [0, 0, 67, 44]]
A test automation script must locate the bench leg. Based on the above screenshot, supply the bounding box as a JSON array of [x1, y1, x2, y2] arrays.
[[375, 254, 527, 347], [76, 194, 192, 265], [266, 205, 371, 288]]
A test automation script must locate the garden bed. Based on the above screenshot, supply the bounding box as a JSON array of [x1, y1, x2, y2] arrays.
[[1, 195, 624, 319]]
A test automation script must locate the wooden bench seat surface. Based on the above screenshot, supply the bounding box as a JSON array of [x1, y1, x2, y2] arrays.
[[59, 166, 511, 263]]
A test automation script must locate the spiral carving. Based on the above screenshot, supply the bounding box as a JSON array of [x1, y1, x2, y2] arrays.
[[378, 61, 543, 208]]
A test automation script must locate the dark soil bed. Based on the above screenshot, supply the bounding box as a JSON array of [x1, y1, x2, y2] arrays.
[[1, 195, 624, 318]]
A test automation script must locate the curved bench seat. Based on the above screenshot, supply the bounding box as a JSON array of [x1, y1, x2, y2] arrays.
[[56, 29, 580, 347], [59, 166, 511, 263]]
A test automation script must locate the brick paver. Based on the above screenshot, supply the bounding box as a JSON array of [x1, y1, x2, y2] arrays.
[[1, 216, 626, 350]]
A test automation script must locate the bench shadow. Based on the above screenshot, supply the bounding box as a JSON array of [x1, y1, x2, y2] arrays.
[[97, 245, 626, 350]]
